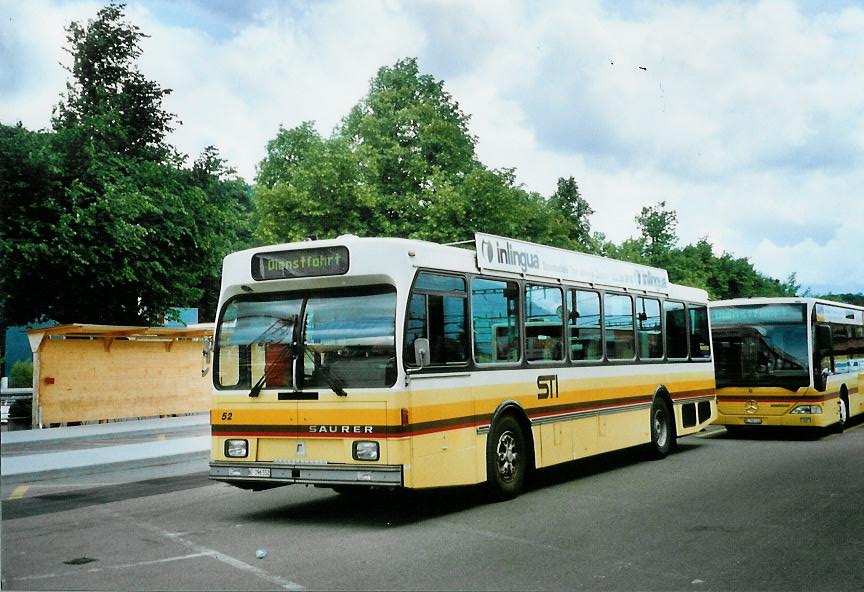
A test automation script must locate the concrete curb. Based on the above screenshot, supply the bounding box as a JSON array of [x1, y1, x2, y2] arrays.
[[1, 451, 212, 485], [1, 436, 211, 484], [1, 414, 209, 445]]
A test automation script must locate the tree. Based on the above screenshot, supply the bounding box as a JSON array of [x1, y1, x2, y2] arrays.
[[254, 58, 594, 249], [1, 4, 252, 335], [52, 3, 176, 163], [548, 177, 594, 250], [0, 123, 66, 376], [635, 201, 678, 266]]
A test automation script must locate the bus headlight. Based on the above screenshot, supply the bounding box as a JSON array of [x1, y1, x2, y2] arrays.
[[790, 405, 822, 415], [353, 441, 379, 461], [225, 439, 248, 458]]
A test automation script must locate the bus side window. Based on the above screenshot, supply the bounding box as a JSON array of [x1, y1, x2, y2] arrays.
[[831, 323, 852, 373], [569, 290, 602, 361], [637, 297, 663, 359], [405, 272, 467, 366], [665, 301, 688, 359], [605, 293, 635, 360], [472, 277, 521, 364], [525, 284, 563, 362], [688, 305, 711, 359]]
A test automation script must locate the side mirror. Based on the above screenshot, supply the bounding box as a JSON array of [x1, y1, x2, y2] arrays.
[[812, 324, 832, 392], [201, 336, 213, 377], [414, 338, 431, 368], [814, 324, 832, 351]]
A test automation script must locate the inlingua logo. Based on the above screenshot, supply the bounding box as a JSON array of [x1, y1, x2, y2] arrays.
[[495, 240, 540, 272], [481, 239, 495, 263]]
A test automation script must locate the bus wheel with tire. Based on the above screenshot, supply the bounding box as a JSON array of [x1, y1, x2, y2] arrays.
[[835, 395, 849, 433], [649, 398, 675, 458], [486, 415, 527, 500]]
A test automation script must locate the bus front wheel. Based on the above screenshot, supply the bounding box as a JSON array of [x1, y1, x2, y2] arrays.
[[649, 398, 675, 458], [486, 415, 527, 500], [834, 395, 849, 433]]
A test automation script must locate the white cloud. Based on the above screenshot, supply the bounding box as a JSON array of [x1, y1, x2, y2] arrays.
[[2, 0, 862, 294]]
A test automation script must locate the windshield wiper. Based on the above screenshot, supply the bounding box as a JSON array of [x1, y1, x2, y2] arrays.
[[303, 346, 348, 397], [249, 341, 295, 398]]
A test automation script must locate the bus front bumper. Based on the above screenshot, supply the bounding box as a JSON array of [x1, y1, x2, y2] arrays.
[[716, 412, 833, 428], [209, 461, 403, 487]]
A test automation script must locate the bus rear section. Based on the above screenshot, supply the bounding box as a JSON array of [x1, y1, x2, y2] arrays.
[[710, 299, 864, 430]]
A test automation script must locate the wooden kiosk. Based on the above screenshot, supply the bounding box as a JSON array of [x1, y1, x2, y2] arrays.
[[26, 324, 213, 428]]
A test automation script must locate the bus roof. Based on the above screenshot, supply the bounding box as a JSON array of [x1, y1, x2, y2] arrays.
[[223, 234, 709, 302], [711, 297, 864, 311]]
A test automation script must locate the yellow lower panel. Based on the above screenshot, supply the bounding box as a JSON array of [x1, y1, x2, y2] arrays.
[[599, 408, 649, 451], [851, 390, 864, 418], [257, 437, 352, 463], [539, 422, 573, 466], [408, 427, 479, 489], [211, 436, 408, 466]]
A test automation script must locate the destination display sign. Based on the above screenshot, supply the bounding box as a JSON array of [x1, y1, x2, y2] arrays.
[[815, 303, 863, 325], [251, 246, 349, 281], [474, 233, 669, 293], [710, 304, 806, 325]]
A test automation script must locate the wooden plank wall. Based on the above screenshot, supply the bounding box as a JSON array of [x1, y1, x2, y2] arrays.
[[37, 337, 210, 425]]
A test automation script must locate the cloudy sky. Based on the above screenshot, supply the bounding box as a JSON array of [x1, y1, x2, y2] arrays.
[[2, 0, 863, 295]]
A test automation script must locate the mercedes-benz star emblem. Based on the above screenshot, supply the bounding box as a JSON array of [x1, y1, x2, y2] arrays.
[[744, 400, 759, 414]]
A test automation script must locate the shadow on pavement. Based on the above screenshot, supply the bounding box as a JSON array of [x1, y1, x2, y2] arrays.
[[240, 441, 699, 527], [1, 472, 211, 520], [716, 413, 864, 441]]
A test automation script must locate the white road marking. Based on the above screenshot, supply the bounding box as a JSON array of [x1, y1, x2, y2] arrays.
[[7, 553, 209, 582], [133, 519, 305, 590]]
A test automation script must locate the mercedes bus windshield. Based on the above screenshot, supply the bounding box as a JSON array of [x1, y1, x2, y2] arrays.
[[710, 303, 810, 390]]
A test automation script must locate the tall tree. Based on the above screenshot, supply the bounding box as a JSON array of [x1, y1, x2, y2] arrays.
[[1, 4, 251, 333], [548, 176, 595, 251], [52, 3, 176, 163], [254, 58, 591, 249], [636, 201, 678, 266]]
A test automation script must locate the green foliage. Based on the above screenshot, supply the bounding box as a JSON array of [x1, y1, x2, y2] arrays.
[[0, 4, 252, 329], [9, 360, 34, 389], [53, 3, 176, 163], [548, 177, 594, 250], [252, 57, 813, 301], [635, 201, 678, 267], [254, 58, 591, 253]]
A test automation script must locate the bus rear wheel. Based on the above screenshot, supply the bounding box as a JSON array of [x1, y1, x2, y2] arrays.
[[649, 398, 675, 458], [834, 395, 849, 433], [486, 415, 527, 500]]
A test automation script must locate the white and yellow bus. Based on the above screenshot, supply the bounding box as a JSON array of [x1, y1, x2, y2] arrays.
[[208, 233, 717, 498], [710, 298, 864, 431]]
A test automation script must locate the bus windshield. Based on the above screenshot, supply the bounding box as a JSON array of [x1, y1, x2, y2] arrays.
[[710, 303, 809, 390], [216, 287, 397, 391]]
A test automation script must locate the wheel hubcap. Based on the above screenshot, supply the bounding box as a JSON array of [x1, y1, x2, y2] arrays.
[[840, 399, 848, 424], [654, 408, 668, 448], [496, 431, 518, 482]]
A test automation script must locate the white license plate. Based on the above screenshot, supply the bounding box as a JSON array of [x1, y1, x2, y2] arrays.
[[248, 468, 271, 478], [743, 418, 763, 425]]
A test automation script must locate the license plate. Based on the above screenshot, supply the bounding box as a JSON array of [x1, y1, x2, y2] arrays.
[[744, 418, 763, 425], [248, 468, 271, 478]]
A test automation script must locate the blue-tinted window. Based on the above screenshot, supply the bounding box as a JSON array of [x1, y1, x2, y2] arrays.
[[526, 284, 563, 362], [605, 293, 635, 360], [472, 278, 520, 364], [568, 290, 602, 361]]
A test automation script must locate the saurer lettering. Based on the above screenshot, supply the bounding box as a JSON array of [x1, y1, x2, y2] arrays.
[[309, 425, 374, 434]]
